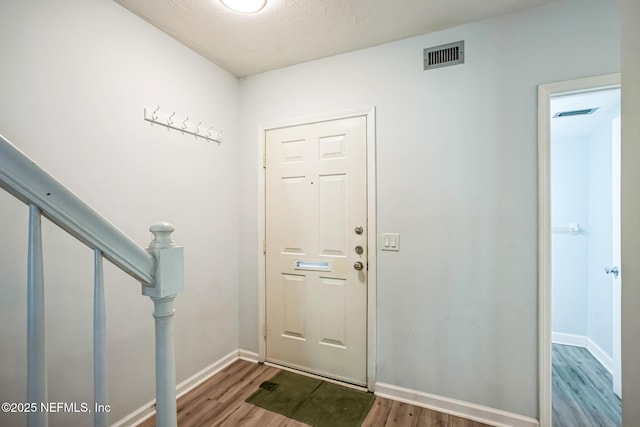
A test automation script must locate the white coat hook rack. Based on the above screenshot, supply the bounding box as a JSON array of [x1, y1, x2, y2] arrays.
[[144, 106, 223, 144]]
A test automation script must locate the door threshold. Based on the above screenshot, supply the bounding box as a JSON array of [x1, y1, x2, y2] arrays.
[[264, 361, 369, 393]]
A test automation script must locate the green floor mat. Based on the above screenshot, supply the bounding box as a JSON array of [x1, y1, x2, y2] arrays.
[[246, 370, 375, 427]]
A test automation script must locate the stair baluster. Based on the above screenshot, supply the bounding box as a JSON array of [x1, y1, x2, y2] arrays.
[[27, 204, 47, 427]]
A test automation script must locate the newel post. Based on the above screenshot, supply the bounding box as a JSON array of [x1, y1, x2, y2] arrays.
[[142, 222, 184, 427]]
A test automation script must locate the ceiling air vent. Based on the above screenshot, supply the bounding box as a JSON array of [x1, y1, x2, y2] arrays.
[[424, 41, 464, 70], [553, 108, 599, 118]]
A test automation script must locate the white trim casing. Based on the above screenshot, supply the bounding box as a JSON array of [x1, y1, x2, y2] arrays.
[[257, 107, 377, 391], [375, 382, 539, 427], [538, 82, 553, 427], [537, 73, 621, 427], [365, 108, 377, 391]]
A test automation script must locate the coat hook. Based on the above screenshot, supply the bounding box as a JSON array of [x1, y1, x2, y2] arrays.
[[181, 117, 189, 131], [152, 105, 160, 121], [167, 112, 175, 126], [206, 126, 213, 138], [194, 121, 201, 134]]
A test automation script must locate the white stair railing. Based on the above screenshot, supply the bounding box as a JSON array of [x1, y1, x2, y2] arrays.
[[143, 222, 184, 427], [27, 204, 47, 427], [0, 135, 183, 427], [93, 249, 108, 427]]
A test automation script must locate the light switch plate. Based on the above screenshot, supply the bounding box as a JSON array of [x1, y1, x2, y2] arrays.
[[381, 233, 400, 251]]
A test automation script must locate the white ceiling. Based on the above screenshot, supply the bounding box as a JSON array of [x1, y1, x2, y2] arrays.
[[551, 89, 621, 139], [114, 0, 559, 77]]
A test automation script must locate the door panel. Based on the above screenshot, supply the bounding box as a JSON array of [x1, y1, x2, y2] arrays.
[[318, 277, 347, 348], [318, 174, 347, 255], [281, 177, 307, 254], [282, 274, 306, 340], [265, 115, 367, 385]]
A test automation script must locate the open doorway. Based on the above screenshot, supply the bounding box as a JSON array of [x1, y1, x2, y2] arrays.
[[538, 74, 621, 427], [550, 88, 621, 426]]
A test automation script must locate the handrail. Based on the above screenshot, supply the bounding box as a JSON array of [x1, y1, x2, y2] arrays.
[[0, 134, 155, 285], [1, 134, 183, 426]]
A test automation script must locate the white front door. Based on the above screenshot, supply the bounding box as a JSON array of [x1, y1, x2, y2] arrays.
[[265, 115, 368, 385]]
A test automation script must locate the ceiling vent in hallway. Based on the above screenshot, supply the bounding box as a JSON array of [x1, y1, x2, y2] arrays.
[[553, 108, 599, 118], [424, 41, 464, 70]]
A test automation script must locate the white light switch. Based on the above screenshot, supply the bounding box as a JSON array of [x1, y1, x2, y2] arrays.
[[381, 233, 400, 251]]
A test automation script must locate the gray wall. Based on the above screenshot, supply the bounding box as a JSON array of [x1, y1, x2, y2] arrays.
[[621, 0, 640, 423], [551, 136, 589, 337], [0, 0, 240, 425], [0, 0, 631, 424], [238, 0, 620, 418]]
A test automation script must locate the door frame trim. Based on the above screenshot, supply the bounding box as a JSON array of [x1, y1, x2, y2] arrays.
[[257, 107, 377, 390], [537, 73, 620, 427]]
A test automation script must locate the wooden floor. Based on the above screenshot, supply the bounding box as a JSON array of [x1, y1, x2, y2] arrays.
[[552, 344, 621, 427], [139, 360, 490, 427]]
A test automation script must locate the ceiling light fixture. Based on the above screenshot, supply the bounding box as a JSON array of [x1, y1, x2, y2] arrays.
[[220, 0, 267, 13]]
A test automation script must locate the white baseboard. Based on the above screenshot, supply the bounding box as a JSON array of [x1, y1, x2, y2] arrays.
[[374, 382, 539, 427], [114, 349, 541, 427], [552, 332, 587, 347], [238, 349, 260, 363], [586, 337, 613, 374], [552, 332, 613, 374], [111, 349, 240, 427]]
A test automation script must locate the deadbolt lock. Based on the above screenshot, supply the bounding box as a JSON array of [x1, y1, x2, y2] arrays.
[[354, 226, 364, 235], [355, 245, 364, 255]]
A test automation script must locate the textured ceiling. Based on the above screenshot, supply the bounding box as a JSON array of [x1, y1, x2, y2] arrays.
[[114, 0, 559, 77]]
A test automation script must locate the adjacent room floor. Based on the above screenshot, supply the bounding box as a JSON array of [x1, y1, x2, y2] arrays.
[[552, 343, 621, 427]]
